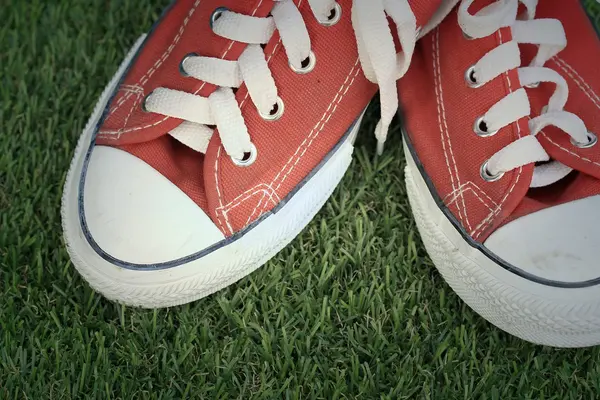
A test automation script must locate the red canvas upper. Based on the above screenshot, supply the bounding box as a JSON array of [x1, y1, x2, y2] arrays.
[[95, 0, 444, 236], [398, 0, 600, 242]]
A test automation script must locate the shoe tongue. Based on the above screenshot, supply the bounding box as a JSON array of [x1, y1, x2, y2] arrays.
[[96, 0, 275, 146]]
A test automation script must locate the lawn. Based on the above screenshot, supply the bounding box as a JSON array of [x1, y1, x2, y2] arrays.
[[2, 1, 600, 398]]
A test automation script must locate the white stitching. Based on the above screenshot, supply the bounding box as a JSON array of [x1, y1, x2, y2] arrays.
[[216, 183, 280, 210], [530, 57, 600, 174], [106, 87, 143, 118], [243, 191, 271, 227], [100, 94, 145, 139], [250, 60, 362, 221], [214, 147, 232, 234], [273, 62, 361, 192], [100, 0, 202, 135], [444, 182, 498, 209], [218, 189, 278, 232], [433, 29, 469, 230], [539, 131, 600, 167], [214, 0, 306, 233], [214, 3, 280, 235], [552, 56, 600, 109], [99, 0, 266, 136], [471, 28, 524, 240], [448, 187, 495, 212], [227, 60, 361, 228], [220, 188, 278, 215], [218, 59, 360, 230]]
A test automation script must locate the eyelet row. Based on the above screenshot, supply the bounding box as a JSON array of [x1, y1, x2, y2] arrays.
[[142, 3, 342, 167], [464, 49, 598, 182], [229, 2, 341, 166]]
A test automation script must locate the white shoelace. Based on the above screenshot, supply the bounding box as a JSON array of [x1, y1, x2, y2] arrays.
[[143, 0, 419, 165], [459, 0, 597, 187]]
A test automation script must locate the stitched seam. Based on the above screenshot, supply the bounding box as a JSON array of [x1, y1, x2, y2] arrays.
[[444, 182, 499, 208], [447, 187, 495, 213], [215, 1, 279, 235], [107, 0, 202, 135], [534, 58, 600, 171], [107, 85, 144, 118], [471, 29, 523, 240], [443, 181, 498, 206], [216, 183, 280, 211], [215, 0, 322, 233], [100, 0, 266, 136], [273, 62, 360, 192], [220, 188, 277, 215], [108, 92, 135, 117], [243, 191, 271, 227], [100, 92, 144, 139], [263, 58, 359, 193], [219, 58, 360, 229], [117, 93, 144, 139], [248, 60, 361, 223], [553, 56, 600, 108], [433, 29, 468, 229], [540, 132, 600, 166], [121, 84, 143, 90], [214, 147, 232, 234], [251, 60, 361, 221]]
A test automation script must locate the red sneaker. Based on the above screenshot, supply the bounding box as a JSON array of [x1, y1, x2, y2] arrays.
[[399, 0, 600, 347], [62, 0, 446, 308]]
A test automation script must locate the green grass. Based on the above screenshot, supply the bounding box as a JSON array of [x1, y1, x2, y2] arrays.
[[2, 0, 600, 398]]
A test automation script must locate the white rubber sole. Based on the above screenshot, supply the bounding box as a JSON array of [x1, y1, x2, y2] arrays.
[[403, 139, 600, 347], [62, 36, 363, 309]]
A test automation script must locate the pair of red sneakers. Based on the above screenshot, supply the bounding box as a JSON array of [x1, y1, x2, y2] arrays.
[[62, 0, 600, 347]]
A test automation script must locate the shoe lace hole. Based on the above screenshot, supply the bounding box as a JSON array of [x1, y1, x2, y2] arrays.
[[465, 65, 483, 88], [473, 116, 498, 137], [141, 91, 154, 112], [210, 7, 228, 28], [289, 51, 316, 74], [259, 97, 285, 121], [179, 53, 198, 77], [231, 143, 258, 167], [480, 160, 505, 182], [571, 131, 598, 149], [319, 2, 341, 26]]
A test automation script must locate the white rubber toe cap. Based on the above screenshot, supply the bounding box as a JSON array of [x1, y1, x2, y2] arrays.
[[83, 146, 225, 265], [485, 195, 600, 283]]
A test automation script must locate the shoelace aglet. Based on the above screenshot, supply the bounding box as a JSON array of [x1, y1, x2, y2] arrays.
[[376, 138, 386, 156], [375, 119, 388, 156]]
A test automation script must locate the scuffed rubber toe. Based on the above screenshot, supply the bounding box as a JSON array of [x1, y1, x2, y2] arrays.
[[485, 195, 600, 284], [82, 145, 225, 265]]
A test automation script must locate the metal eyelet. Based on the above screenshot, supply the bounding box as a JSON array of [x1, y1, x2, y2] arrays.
[[318, 2, 341, 26], [141, 91, 154, 112], [290, 51, 316, 74], [571, 131, 598, 149], [473, 116, 498, 137], [210, 7, 228, 28], [465, 65, 483, 88], [259, 97, 285, 121], [480, 159, 505, 182], [525, 81, 540, 89], [179, 52, 198, 77], [231, 143, 258, 167]]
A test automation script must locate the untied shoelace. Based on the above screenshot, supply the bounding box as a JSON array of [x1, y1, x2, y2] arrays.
[[143, 0, 420, 165]]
